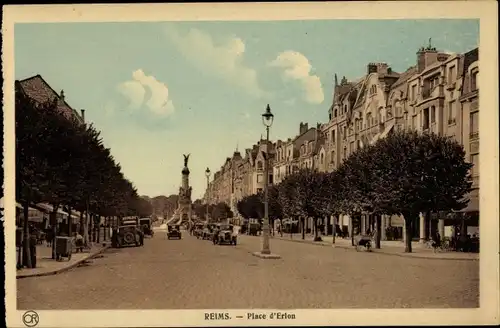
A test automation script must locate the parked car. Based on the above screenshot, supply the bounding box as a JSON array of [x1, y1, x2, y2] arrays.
[[202, 224, 215, 240], [214, 224, 237, 245], [167, 225, 182, 240], [140, 217, 154, 237], [194, 224, 204, 239], [116, 225, 142, 248]]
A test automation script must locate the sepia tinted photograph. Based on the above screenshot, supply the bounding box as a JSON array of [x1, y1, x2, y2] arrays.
[[3, 2, 499, 328]]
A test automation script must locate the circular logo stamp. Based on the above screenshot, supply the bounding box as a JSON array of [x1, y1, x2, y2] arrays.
[[22, 310, 39, 327]]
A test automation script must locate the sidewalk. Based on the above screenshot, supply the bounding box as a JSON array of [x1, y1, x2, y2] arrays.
[[264, 233, 479, 261], [16, 241, 110, 279]]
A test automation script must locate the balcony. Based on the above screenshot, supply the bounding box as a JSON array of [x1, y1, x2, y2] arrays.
[[446, 81, 456, 91], [470, 131, 479, 140], [472, 175, 479, 188]]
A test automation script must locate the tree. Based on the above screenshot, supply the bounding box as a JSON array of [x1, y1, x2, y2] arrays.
[[279, 169, 330, 241], [211, 202, 232, 222], [369, 130, 472, 253], [323, 170, 344, 244]]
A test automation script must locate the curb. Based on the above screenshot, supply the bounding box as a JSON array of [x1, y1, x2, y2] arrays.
[[16, 245, 111, 279], [273, 236, 479, 262]]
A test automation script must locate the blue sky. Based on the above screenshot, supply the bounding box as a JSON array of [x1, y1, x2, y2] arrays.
[[14, 19, 479, 199]]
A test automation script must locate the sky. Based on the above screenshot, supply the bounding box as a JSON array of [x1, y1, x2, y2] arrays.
[[14, 19, 479, 200]]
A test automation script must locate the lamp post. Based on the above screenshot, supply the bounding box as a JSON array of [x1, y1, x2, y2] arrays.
[[205, 167, 211, 223], [260, 104, 273, 255]]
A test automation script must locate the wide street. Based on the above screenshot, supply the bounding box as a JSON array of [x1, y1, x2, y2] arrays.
[[17, 229, 479, 309]]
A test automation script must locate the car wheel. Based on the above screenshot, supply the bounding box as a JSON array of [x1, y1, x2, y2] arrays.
[[123, 231, 135, 244]]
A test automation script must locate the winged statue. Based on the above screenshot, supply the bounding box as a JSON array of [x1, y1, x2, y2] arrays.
[[183, 153, 190, 167]]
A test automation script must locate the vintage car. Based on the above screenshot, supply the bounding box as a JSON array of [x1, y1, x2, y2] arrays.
[[248, 222, 261, 236], [213, 224, 237, 245], [140, 217, 154, 237], [193, 224, 205, 239], [200, 224, 211, 240], [167, 225, 182, 240], [116, 219, 143, 248]]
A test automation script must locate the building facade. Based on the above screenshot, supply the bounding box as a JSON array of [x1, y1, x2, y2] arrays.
[[205, 45, 480, 241]]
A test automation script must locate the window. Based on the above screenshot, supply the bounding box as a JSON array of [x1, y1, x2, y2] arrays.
[[331, 131, 336, 143], [343, 147, 347, 160], [471, 70, 478, 91], [470, 111, 479, 138], [448, 65, 456, 84], [423, 108, 430, 130], [411, 85, 416, 101], [257, 161, 263, 170], [343, 126, 347, 139], [430, 106, 436, 124], [257, 174, 263, 183], [334, 109, 338, 117], [269, 174, 273, 185], [320, 153, 324, 164], [329, 112, 332, 120], [344, 105, 347, 113], [448, 101, 456, 123], [330, 151, 335, 163], [471, 154, 479, 176], [412, 116, 417, 129]]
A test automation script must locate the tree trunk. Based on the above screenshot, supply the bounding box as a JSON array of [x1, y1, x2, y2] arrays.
[[22, 201, 32, 268], [79, 211, 84, 235], [50, 205, 59, 259], [375, 214, 381, 249], [84, 202, 90, 246], [67, 207, 73, 237], [350, 215, 355, 246], [404, 215, 414, 253], [301, 217, 305, 240], [332, 215, 336, 244], [313, 218, 320, 241], [97, 219, 101, 243]]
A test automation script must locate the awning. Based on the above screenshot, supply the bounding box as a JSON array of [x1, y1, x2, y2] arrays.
[[379, 120, 396, 139], [0, 198, 23, 209]]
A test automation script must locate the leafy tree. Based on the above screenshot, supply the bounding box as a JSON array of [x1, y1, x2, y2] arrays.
[[211, 202, 232, 221], [369, 130, 472, 252], [279, 169, 330, 241]]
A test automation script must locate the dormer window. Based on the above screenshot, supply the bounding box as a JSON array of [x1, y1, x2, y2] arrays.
[[257, 161, 263, 171], [334, 109, 338, 117], [344, 105, 347, 113], [471, 69, 478, 91]]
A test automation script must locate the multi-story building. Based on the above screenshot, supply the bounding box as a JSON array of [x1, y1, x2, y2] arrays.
[[321, 44, 480, 241], [15, 75, 86, 228], [206, 139, 276, 219], [273, 122, 325, 185], [205, 44, 480, 242]]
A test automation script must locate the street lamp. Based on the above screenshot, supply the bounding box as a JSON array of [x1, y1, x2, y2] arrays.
[[205, 167, 211, 223], [260, 104, 274, 256]]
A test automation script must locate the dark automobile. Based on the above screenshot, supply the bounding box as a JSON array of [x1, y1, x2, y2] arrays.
[[213, 224, 237, 245], [140, 217, 154, 237], [116, 224, 142, 248], [202, 224, 215, 240], [167, 225, 182, 240], [193, 224, 204, 239]]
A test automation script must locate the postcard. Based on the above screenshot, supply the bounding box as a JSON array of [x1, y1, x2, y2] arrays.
[[3, 2, 499, 327]]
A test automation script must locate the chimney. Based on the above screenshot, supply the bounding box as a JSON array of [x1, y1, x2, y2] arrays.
[[299, 122, 308, 135], [60, 90, 65, 101], [416, 41, 438, 73], [80, 109, 85, 122], [367, 63, 378, 74]]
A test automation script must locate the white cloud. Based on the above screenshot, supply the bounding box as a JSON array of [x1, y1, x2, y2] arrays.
[[117, 69, 175, 116], [269, 51, 324, 104], [165, 27, 267, 98]]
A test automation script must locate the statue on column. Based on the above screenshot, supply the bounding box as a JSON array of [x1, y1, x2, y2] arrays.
[[183, 154, 190, 167]]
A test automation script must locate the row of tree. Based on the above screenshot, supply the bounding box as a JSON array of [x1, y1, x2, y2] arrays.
[[192, 199, 233, 222], [16, 87, 147, 267], [237, 130, 472, 253]]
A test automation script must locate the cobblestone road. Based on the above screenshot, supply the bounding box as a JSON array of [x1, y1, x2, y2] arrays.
[[17, 230, 479, 309]]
